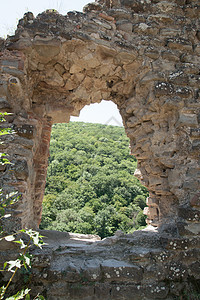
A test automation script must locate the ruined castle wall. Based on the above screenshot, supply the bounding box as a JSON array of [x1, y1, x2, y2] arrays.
[[0, 0, 199, 298]]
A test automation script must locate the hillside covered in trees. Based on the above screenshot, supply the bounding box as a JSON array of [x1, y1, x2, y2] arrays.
[[40, 122, 148, 238]]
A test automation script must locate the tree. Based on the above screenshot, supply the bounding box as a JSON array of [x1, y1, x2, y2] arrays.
[[135, 211, 147, 229], [134, 195, 146, 210], [41, 122, 148, 237]]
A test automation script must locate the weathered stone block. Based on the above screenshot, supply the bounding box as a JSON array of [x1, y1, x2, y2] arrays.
[[191, 139, 200, 153], [167, 38, 193, 52], [175, 86, 192, 98], [0, 79, 7, 96], [190, 193, 200, 207], [108, 8, 132, 20], [168, 169, 182, 188], [178, 206, 200, 222], [67, 284, 95, 300], [154, 81, 174, 96], [143, 282, 169, 299], [149, 14, 174, 24], [120, 0, 151, 12], [145, 48, 160, 59], [148, 175, 163, 187], [188, 261, 200, 279], [161, 50, 180, 62], [2, 67, 24, 77], [116, 20, 132, 33], [111, 284, 144, 300], [0, 97, 10, 109], [33, 39, 60, 58], [1, 60, 18, 68], [12, 159, 28, 180], [13, 124, 34, 139], [6, 38, 32, 51], [133, 22, 159, 36], [81, 264, 102, 282], [178, 113, 198, 126], [101, 260, 143, 283]]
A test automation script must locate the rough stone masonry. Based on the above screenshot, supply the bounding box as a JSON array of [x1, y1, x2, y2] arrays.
[[0, 0, 199, 298]]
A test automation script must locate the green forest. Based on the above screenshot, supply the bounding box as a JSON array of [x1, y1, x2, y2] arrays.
[[40, 122, 148, 238]]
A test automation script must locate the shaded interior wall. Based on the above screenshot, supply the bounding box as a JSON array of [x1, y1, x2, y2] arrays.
[[0, 0, 199, 235]]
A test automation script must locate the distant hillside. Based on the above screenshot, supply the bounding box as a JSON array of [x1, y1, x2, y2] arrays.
[[40, 122, 148, 238]]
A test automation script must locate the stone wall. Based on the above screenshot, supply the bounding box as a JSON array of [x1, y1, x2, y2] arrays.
[[0, 0, 199, 298]]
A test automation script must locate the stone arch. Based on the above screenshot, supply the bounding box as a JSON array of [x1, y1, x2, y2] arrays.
[[0, 1, 200, 298], [0, 0, 199, 236]]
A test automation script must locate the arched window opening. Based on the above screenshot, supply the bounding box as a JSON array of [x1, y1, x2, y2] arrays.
[[40, 101, 148, 239], [70, 100, 123, 126]]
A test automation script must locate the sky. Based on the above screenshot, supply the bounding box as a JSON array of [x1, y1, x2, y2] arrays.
[[0, 0, 123, 127]]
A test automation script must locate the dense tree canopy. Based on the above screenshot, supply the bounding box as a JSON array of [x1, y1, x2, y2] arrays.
[[40, 122, 148, 238]]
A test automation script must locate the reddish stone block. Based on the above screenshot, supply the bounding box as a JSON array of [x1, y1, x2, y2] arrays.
[[18, 60, 24, 70], [190, 193, 200, 207]]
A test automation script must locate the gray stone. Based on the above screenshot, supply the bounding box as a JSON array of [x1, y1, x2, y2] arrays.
[[116, 20, 133, 33], [0, 97, 10, 109], [178, 113, 198, 126]]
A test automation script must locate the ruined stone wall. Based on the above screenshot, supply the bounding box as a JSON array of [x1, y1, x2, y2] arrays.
[[0, 0, 199, 298]]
